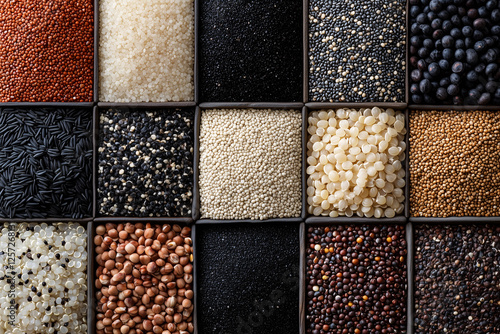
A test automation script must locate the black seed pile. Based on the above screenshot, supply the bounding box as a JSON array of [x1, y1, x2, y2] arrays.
[[197, 223, 300, 334], [199, 0, 303, 102], [0, 108, 92, 218], [98, 108, 194, 217], [409, 0, 500, 105], [309, 0, 407, 103], [306, 225, 407, 334], [415, 224, 500, 334]]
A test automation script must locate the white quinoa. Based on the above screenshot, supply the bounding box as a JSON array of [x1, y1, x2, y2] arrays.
[[199, 109, 302, 220]]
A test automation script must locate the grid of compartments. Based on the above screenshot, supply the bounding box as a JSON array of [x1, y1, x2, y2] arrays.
[[0, 0, 499, 333]]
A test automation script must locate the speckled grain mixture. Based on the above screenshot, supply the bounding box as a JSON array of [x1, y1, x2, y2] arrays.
[[309, 0, 406, 102], [98, 109, 194, 217]]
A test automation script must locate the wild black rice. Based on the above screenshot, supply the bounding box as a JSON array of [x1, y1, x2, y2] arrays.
[[0, 108, 93, 218], [97, 108, 194, 217]]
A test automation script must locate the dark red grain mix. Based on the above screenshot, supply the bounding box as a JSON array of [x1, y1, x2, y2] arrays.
[[415, 224, 500, 334], [307, 225, 407, 334], [0, 0, 94, 102]]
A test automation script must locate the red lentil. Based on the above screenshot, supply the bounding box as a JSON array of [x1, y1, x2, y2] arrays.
[[0, 0, 94, 102]]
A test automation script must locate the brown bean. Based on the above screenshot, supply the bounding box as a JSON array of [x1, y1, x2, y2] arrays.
[[144, 228, 155, 239], [129, 253, 139, 264], [142, 294, 150, 305], [139, 255, 150, 265], [97, 225, 106, 235], [173, 264, 184, 277], [143, 320, 153, 331], [119, 230, 128, 240], [157, 233, 167, 243], [134, 286, 145, 295], [152, 304, 162, 314], [105, 260, 115, 271], [169, 254, 179, 264], [145, 246, 155, 256], [182, 299, 192, 308], [147, 262, 157, 273], [184, 263, 193, 274], [108, 229, 118, 239], [173, 236, 184, 245], [153, 314, 165, 325]]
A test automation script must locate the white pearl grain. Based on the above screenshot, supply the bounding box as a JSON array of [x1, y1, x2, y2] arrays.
[[0, 223, 88, 334], [307, 108, 406, 218]]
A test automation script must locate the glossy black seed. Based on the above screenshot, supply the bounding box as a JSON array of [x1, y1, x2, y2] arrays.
[[428, 62, 441, 76], [462, 26, 474, 36], [412, 69, 423, 82], [474, 40, 486, 52], [447, 83, 460, 95], [450, 73, 461, 84], [455, 49, 466, 60], [467, 70, 479, 81], [436, 87, 448, 99], [485, 63, 498, 75], [478, 92, 492, 104], [410, 0, 500, 105], [420, 79, 432, 93], [452, 61, 464, 73]]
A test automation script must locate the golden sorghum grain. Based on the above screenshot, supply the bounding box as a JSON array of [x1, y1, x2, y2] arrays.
[[409, 110, 500, 217]]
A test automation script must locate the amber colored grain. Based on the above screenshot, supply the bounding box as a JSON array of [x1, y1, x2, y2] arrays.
[[409, 110, 500, 217]]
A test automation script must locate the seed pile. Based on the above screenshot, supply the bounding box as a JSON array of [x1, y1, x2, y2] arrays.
[[307, 108, 406, 218], [410, 0, 500, 105], [199, 0, 303, 102], [309, 0, 406, 102], [0, 223, 88, 334], [95, 223, 194, 334], [0, 0, 93, 102], [410, 110, 500, 217], [306, 225, 407, 334], [0, 108, 93, 219], [199, 109, 302, 220], [197, 223, 300, 334], [99, 0, 194, 102], [415, 224, 500, 333], [98, 109, 194, 217]]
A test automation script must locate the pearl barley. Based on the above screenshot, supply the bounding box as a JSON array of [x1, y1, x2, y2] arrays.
[[199, 109, 302, 220], [307, 108, 406, 218]]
